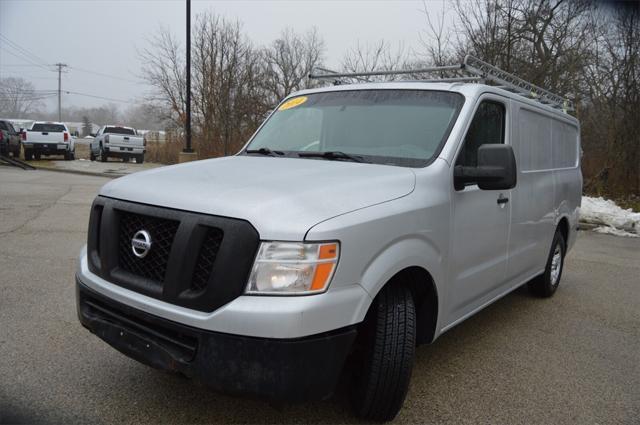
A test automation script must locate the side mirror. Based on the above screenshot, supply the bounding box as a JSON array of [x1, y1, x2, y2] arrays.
[[454, 144, 517, 191]]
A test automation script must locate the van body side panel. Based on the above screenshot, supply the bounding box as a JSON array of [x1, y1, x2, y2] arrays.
[[507, 106, 558, 281], [552, 121, 582, 252]]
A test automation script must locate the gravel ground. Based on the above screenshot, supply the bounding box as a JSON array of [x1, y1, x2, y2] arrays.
[[0, 166, 638, 424]]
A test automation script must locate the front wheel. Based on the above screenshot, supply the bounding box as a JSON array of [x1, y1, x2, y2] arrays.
[[90, 151, 96, 161], [351, 283, 416, 422], [528, 230, 566, 297], [100, 147, 107, 162]]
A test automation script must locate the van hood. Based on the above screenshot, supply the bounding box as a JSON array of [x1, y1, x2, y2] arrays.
[[100, 156, 415, 240]]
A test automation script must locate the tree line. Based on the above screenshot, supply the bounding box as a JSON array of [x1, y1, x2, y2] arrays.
[[141, 1, 638, 199]]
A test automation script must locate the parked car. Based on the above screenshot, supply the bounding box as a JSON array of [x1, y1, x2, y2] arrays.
[[0, 120, 21, 158], [76, 58, 581, 421], [22, 121, 75, 160], [90, 125, 145, 163]]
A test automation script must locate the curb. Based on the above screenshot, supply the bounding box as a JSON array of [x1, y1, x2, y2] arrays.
[[27, 164, 124, 179]]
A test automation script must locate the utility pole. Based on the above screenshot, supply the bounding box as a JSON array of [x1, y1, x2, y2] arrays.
[[179, 0, 196, 162], [55, 63, 67, 122]]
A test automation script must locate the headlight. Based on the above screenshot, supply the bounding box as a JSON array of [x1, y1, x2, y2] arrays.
[[246, 241, 339, 295]]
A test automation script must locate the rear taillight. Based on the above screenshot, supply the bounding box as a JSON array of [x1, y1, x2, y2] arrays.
[[21, 131, 26, 141], [64, 132, 69, 142]]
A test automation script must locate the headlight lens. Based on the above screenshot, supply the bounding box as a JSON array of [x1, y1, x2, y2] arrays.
[[246, 241, 339, 295]]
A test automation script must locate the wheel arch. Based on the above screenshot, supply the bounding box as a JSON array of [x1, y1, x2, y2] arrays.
[[361, 265, 440, 345], [557, 215, 569, 243]]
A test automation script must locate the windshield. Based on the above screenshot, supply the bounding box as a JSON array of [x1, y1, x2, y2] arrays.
[[104, 126, 136, 135], [245, 90, 464, 167], [32, 123, 65, 132]]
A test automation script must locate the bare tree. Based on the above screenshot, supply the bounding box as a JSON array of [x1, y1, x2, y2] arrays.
[[139, 26, 186, 127], [263, 27, 325, 103], [0, 77, 46, 118], [341, 40, 411, 81], [419, 0, 455, 67]]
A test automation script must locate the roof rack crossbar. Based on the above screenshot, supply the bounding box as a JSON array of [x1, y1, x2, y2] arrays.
[[309, 64, 463, 80], [308, 55, 573, 113]]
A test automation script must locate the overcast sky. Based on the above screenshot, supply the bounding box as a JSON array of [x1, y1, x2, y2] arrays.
[[0, 0, 450, 111]]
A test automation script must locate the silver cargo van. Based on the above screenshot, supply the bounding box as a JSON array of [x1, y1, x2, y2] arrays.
[[76, 57, 582, 421]]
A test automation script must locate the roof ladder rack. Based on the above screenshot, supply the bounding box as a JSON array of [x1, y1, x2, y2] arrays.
[[309, 55, 573, 112]]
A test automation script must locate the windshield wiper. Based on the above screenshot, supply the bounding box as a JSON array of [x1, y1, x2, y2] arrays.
[[245, 147, 284, 156], [297, 151, 365, 163]]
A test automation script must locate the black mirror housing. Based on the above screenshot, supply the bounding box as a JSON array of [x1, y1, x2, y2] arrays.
[[454, 144, 517, 191], [476, 144, 517, 190]]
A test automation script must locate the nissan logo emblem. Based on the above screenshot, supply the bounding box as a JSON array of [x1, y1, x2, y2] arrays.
[[131, 230, 152, 258]]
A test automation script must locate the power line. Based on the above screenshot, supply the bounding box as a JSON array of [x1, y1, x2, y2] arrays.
[[69, 65, 144, 84], [0, 64, 48, 68], [0, 33, 50, 67], [0, 48, 51, 71], [64, 90, 143, 105]]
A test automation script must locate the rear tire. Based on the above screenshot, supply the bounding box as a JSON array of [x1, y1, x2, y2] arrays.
[[135, 154, 144, 164], [351, 283, 415, 422], [34, 152, 41, 160], [90, 151, 96, 161], [13, 144, 21, 158], [25, 149, 33, 161], [528, 230, 566, 297]]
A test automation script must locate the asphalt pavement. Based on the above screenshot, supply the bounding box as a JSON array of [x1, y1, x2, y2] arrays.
[[1, 166, 638, 424]]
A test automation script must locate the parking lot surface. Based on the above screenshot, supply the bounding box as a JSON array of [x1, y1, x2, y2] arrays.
[[1, 167, 638, 424]]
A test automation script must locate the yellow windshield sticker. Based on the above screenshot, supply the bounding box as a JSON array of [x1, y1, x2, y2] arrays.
[[278, 96, 307, 111]]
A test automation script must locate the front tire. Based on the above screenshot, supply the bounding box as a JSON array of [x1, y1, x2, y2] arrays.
[[528, 230, 566, 297], [100, 147, 107, 162], [351, 283, 416, 422]]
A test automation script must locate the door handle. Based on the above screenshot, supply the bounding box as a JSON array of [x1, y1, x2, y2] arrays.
[[497, 194, 509, 205]]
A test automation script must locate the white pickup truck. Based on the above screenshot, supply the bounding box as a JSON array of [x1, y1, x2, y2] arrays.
[[90, 125, 145, 163], [22, 121, 75, 160]]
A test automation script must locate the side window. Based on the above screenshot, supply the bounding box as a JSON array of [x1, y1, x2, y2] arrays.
[[456, 101, 505, 167]]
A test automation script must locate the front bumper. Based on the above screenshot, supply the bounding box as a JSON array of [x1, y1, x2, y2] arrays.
[[77, 279, 357, 402]]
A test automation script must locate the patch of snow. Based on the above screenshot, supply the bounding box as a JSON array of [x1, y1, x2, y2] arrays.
[[581, 196, 640, 237], [592, 226, 639, 238]]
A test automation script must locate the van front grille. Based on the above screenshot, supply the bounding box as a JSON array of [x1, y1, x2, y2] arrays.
[[117, 211, 180, 283], [86, 197, 259, 312]]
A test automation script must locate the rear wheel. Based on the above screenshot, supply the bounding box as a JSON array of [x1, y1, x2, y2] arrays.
[[24, 149, 33, 161], [34, 152, 41, 160], [13, 143, 21, 158], [135, 154, 144, 164], [528, 230, 566, 297], [351, 283, 416, 422], [90, 151, 96, 161]]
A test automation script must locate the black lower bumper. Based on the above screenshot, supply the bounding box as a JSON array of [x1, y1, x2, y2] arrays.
[[26, 144, 69, 155], [103, 147, 144, 157], [76, 278, 357, 402]]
